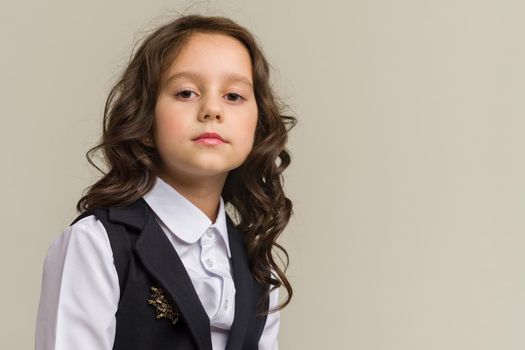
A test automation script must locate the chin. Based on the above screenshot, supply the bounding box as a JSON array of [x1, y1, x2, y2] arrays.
[[189, 165, 233, 177]]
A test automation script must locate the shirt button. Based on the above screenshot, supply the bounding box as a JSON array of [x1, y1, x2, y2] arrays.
[[224, 299, 229, 310], [205, 258, 213, 268], [206, 228, 214, 238]]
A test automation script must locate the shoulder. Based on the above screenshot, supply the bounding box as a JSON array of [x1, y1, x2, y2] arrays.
[[65, 213, 107, 242], [45, 214, 112, 264]]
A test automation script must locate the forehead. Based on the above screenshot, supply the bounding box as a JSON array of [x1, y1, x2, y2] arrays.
[[165, 32, 253, 87]]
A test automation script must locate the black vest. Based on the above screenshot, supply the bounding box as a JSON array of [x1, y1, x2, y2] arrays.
[[70, 197, 269, 350]]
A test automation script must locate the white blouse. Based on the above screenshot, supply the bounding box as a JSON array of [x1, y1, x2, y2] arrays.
[[35, 175, 280, 350]]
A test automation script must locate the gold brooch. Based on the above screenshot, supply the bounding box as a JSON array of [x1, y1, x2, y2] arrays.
[[147, 285, 181, 325]]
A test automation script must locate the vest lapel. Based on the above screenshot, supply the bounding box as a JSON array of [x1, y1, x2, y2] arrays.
[[109, 198, 213, 350], [224, 214, 254, 350]]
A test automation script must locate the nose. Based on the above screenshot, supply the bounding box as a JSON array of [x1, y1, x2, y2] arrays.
[[198, 94, 223, 122]]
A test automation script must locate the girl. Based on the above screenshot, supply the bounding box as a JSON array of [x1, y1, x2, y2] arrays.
[[35, 14, 296, 350]]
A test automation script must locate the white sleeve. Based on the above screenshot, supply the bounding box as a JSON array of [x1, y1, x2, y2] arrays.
[[258, 281, 281, 350], [34, 215, 120, 350]]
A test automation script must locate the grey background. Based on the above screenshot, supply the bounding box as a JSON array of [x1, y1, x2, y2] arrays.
[[1, 0, 524, 349]]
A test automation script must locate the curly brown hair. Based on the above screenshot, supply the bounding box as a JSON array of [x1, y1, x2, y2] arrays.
[[76, 14, 297, 316]]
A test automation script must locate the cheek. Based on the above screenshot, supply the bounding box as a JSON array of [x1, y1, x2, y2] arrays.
[[155, 110, 188, 143], [237, 114, 258, 150]]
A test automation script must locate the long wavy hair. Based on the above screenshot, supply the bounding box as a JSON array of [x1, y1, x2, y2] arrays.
[[76, 14, 297, 316]]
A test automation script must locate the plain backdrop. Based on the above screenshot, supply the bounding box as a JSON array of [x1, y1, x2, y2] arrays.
[[1, 0, 524, 349]]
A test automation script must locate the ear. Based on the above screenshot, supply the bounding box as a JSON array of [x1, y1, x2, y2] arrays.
[[141, 137, 156, 148]]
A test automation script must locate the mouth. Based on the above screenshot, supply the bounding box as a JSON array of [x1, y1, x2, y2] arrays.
[[192, 132, 227, 145]]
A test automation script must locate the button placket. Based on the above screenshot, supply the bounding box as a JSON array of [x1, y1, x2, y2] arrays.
[[202, 227, 218, 244], [200, 228, 218, 272], [219, 275, 235, 323], [205, 258, 213, 268]]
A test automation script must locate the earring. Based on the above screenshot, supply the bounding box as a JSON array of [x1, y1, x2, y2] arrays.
[[145, 137, 152, 143]]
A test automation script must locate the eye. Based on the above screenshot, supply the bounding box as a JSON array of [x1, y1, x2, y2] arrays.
[[225, 92, 245, 102], [175, 90, 197, 99]]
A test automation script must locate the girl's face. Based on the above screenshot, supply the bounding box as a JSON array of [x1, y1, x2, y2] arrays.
[[153, 32, 258, 182]]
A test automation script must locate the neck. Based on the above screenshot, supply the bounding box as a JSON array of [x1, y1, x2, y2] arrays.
[[157, 168, 228, 223]]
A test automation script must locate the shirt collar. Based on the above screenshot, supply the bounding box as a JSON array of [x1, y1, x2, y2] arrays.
[[142, 175, 231, 258]]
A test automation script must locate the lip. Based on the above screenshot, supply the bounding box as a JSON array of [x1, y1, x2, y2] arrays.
[[193, 132, 227, 143]]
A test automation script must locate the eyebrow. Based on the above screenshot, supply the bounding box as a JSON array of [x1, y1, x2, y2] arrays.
[[165, 70, 253, 89]]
